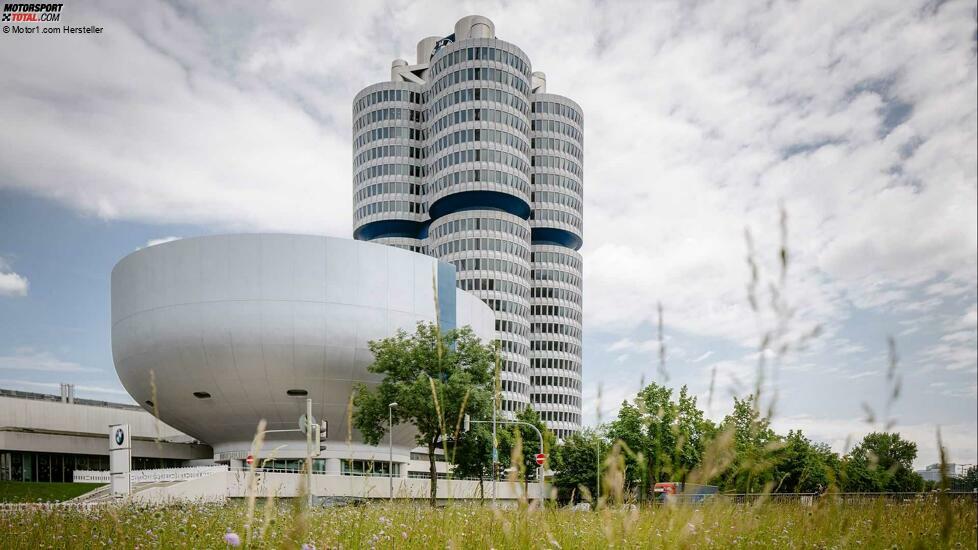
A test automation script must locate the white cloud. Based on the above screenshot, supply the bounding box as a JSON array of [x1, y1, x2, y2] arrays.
[[0, 349, 100, 373], [772, 414, 978, 469], [0, 256, 28, 297], [0, 271, 28, 297]]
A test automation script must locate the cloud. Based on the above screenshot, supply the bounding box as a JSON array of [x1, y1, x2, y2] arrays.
[[0, 349, 100, 373], [772, 414, 978, 469], [0, 256, 29, 297]]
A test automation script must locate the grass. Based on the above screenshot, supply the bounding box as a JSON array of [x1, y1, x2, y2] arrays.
[[0, 499, 975, 548], [0, 481, 104, 503]]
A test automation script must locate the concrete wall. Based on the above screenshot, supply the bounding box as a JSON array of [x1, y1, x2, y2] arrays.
[[133, 470, 544, 503], [0, 395, 211, 460]]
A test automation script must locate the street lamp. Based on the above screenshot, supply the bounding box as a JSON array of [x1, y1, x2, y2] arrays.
[[388, 402, 398, 499]]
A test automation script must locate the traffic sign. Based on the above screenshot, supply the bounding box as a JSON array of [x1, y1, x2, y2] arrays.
[[246, 455, 254, 466], [535, 453, 546, 466]]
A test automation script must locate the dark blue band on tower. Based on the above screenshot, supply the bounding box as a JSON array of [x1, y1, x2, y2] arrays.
[[531, 227, 583, 250], [353, 219, 426, 241], [428, 191, 531, 221]]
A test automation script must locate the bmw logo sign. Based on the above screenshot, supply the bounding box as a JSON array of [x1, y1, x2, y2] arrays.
[[114, 428, 125, 446]]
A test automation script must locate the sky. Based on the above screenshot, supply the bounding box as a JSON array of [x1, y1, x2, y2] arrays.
[[0, 0, 975, 469]]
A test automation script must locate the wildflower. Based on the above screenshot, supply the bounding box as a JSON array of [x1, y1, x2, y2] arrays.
[[402, 532, 408, 540], [301, 544, 316, 550], [223, 528, 241, 547]]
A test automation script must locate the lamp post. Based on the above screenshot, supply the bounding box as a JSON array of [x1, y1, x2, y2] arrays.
[[388, 402, 398, 499]]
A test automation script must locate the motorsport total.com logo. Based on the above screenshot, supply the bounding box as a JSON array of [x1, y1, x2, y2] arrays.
[[2, 3, 63, 22]]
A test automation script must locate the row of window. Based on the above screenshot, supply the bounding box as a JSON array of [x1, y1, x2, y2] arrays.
[[429, 148, 529, 180], [531, 101, 583, 126], [449, 257, 529, 280], [531, 303, 582, 322], [531, 339, 581, 356], [531, 373, 581, 390], [495, 318, 529, 338], [430, 127, 530, 158], [430, 87, 529, 119], [433, 236, 529, 262], [354, 144, 424, 166], [499, 399, 529, 413], [354, 162, 423, 184], [500, 379, 528, 395], [430, 216, 529, 242], [532, 321, 582, 339], [531, 118, 583, 143], [459, 276, 529, 300], [354, 126, 423, 149], [531, 358, 582, 376], [531, 285, 582, 305], [483, 297, 530, 320], [532, 137, 582, 161], [354, 88, 422, 112], [431, 46, 531, 80], [355, 199, 425, 219], [429, 168, 531, 200], [539, 410, 581, 424], [531, 173, 582, 197], [354, 181, 423, 203], [353, 107, 422, 132], [497, 337, 528, 357], [430, 66, 530, 99], [530, 250, 582, 271], [430, 107, 529, 138], [532, 190, 582, 212], [531, 208, 583, 231], [533, 393, 581, 408], [531, 267, 581, 288], [501, 359, 529, 376], [553, 428, 579, 440], [532, 154, 582, 178]]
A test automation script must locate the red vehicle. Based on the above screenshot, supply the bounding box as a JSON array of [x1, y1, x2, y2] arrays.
[[653, 482, 718, 503]]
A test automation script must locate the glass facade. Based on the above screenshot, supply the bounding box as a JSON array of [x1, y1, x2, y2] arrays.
[[353, 25, 583, 438], [0, 451, 182, 482]]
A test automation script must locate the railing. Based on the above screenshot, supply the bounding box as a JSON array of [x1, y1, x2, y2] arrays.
[[651, 491, 978, 505], [226, 467, 487, 482], [73, 465, 227, 484]]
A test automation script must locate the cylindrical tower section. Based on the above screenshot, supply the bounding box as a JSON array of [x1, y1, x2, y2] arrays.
[[529, 92, 583, 438], [352, 81, 427, 252], [424, 36, 535, 415]]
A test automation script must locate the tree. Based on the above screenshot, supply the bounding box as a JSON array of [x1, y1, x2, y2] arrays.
[[353, 322, 494, 506], [963, 465, 978, 491], [843, 432, 923, 492], [716, 396, 780, 493], [451, 423, 494, 499], [773, 430, 840, 493], [605, 401, 649, 492], [497, 406, 555, 485], [552, 428, 607, 503], [604, 383, 715, 499]]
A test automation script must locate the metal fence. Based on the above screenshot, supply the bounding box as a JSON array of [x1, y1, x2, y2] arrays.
[[654, 491, 978, 505]]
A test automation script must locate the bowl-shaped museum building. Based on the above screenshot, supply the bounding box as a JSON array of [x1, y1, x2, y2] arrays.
[[111, 234, 494, 474]]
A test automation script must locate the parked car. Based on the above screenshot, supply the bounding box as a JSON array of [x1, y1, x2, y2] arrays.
[[653, 482, 719, 503]]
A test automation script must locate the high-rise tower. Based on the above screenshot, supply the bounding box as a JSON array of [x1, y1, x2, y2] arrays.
[[352, 15, 582, 438]]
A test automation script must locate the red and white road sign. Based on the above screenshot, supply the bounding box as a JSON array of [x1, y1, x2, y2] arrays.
[[535, 453, 546, 466], [246, 455, 254, 466]]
